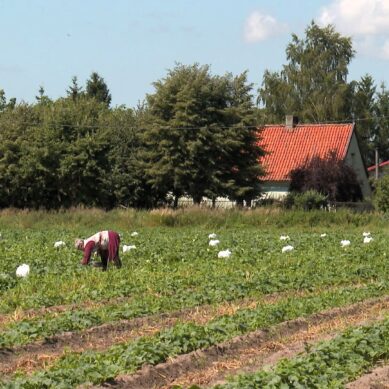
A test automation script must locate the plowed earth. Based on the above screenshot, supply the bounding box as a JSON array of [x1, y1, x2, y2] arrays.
[[96, 296, 389, 389], [3, 294, 389, 388]]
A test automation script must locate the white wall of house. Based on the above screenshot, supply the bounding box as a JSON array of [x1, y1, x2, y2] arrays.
[[261, 181, 289, 199], [344, 132, 372, 199]]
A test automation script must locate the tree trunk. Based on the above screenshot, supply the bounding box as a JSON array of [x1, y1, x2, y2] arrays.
[[193, 194, 202, 205]]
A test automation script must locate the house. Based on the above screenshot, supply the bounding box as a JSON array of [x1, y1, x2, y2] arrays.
[[367, 160, 389, 179], [258, 116, 372, 200]]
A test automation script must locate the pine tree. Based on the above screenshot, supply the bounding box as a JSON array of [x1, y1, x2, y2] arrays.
[[66, 76, 83, 101], [86, 72, 111, 107]]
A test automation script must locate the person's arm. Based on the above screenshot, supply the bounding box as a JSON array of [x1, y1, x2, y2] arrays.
[[81, 241, 95, 265]]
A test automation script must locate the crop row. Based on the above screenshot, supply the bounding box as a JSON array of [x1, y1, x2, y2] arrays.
[[212, 318, 389, 388], [0, 280, 386, 349], [3, 282, 389, 387], [1, 228, 386, 313]]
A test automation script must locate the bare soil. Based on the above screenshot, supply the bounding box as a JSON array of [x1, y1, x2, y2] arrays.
[[347, 364, 389, 389]]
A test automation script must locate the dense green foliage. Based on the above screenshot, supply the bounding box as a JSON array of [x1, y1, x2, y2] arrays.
[[0, 67, 264, 209], [284, 190, 327, 210], [141, 64, 265, 205], [260, 22, 354, 124], [374, 175, 389, 212]]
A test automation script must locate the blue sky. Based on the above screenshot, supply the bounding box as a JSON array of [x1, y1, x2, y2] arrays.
[[1, 0, 389, 107]]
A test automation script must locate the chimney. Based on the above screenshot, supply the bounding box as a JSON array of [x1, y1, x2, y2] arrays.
[[285, 115, 299, 129]]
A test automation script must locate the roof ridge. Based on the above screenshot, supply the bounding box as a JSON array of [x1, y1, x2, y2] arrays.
[[262, 122, 353, 128]]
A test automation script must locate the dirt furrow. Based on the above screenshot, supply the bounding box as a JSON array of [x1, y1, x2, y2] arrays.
[[102, 296, 389, 389], [0, 284, 378, 379], [0, 298, 263, 375], [346, 364, 389, 388]]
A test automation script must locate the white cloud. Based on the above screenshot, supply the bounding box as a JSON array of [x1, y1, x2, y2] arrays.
[[381, 39, 389, 58], [318, 0, 389, 59], [244, 11, 286, 42]]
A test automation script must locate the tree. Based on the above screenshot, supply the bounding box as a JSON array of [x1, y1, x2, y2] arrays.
[[221, 72, 265, 205], [374, 83, 389, 163], [289, 151, 363, 202], [86, 72, 111, 107], [35, 86, 51, 105], [350, 74, 376, 166], [7, 98, 16, 110], [259, 21, 355, 123], [0, 89, 6, 111], [142, 64, 264, 206], [375, 175, 389, 212], [66, 76, 83, 101]]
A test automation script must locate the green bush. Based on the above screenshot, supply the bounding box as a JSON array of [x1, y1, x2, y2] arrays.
[[285, 190, 328, 211], [375, 175, 389, 212]]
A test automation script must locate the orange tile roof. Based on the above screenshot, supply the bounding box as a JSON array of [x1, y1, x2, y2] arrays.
[[258, 123, 354, 181]]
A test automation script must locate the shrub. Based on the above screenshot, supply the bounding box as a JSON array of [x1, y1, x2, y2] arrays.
[[375, 175, 389, 213], [285, 190, 327, 210], [289, 151, 363, 202]]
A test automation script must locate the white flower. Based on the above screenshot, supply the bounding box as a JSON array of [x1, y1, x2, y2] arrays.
[[16, 264, 30, 278], [123, 245, 136, 253], [209, 239, 220, 246], [131, 232, 139, 237], [54, 241, 66, 248], [341, 240, 351, 247], [208, 233, 217, 239], [218, 249, 231, 258], [363, 232, 371, 237], [280, 235, 290, 240], [320, 233, 327, 238], [282, 245, 294, 253], [364, 236, 373, 244]]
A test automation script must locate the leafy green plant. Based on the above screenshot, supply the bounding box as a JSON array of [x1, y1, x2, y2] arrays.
[[285, 190, 327, 210], [374, 175, 389, 212]]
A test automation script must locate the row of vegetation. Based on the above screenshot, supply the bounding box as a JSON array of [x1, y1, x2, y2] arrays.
[[1, 210, 388, 385], [1, 224, 387, 338], [3, 283, 388, 387], [214, 317, 389, 388], [1, 22, 388, 209]]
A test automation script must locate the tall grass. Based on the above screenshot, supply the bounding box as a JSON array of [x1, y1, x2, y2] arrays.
[[0, 206, 385, 231]]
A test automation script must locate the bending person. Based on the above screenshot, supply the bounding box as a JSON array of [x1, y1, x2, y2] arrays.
[[75, 230, 122, 270]]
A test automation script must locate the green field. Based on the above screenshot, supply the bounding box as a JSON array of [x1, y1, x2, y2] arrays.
[[1, 208, 389, 387]]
